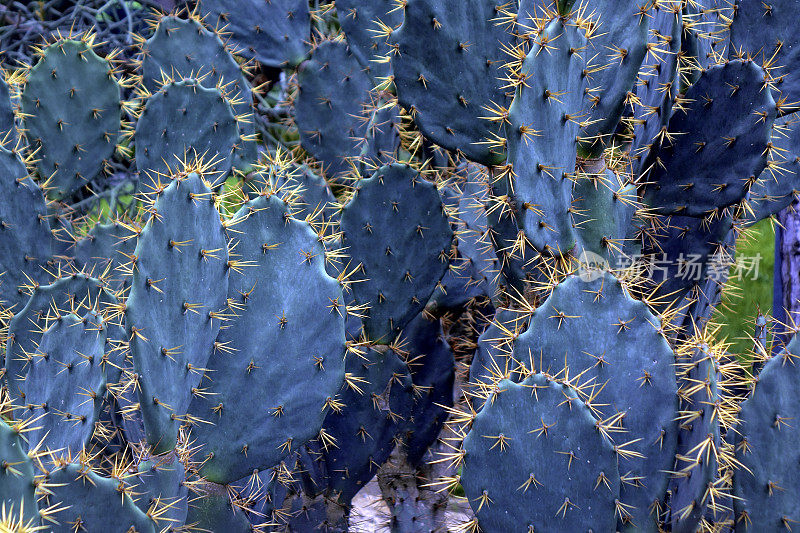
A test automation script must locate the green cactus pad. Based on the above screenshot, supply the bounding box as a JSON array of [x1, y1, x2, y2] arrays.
[[340, 164, 453, 342], [360, 99, 401, 168], [295, 40, 373, 180], [576, 0, 651, 156], [443, 168, 501, 306], [336, 0, 403, 83], [390, 0, 513, 165], [642, 213, 734, 314], [0, 73, 15, 145], [273, 164, 338, 233], [399, 312, 454, 466], [681, 0, 733, 74], [185, 480, 251, 533], [140, 16, 257, 170], [22, 311, 107, 454], [669, 343, 721, 533], [469, 308, 528, 386], [73, 220, 136, 292], [126, 173, 228, 454], [0, 148, 53, 315], [746, 113, 800, 224], [629, 1, 682, 175], [0, 421, 37, 526], [507, 18, 587, 255], [572, 165, 637, 263], [21, 39, 121, 198], [40, 463, 155, 533], [5, 274, 107, 402], [514, 273, 678, 531], [641, 60, 776, 216], [129, 451, 188, 529], [198, 0, 310, 68], [320, 345, 414, 504], [188, 194, 345, 484], [461, 374, 620, 532], [135, 79, 238, 188], [733, 335, 800, 532], [484, 166, 531, 300], [729, 0, 800, 115]]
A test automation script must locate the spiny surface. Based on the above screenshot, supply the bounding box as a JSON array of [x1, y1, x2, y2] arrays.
[[461, 374, 620, 532], [514, 273, 678, 531], [189, 194, 345, 484], [126, 173, 228, 453], [340, 164, 453, 342], [135, 79, 238, 188], [390, 0, 513, 165], [22, 311, 107, 454], [21, 39, 121, 198]]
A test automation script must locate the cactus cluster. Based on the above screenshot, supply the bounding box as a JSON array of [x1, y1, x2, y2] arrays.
[[0, 1, 799, 532]]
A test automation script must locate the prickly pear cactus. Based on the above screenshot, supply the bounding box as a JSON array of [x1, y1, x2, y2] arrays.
[[729, 0, 800, 109], [669, 341, 722, 533], [513, 273, 678, 531], [506, 18, 587, 255], [641, 60, 776, 216], [21, 38, 121, 198], [336, 0, 402, 83], [22, 310, 108, 453], [128, 450, 189, 529], [188, 194, 346, 484], [198, 0, 311, 68], [5, 274, 107, 402], [733, 335, 800, 531], [135, 79, 238, 186], [318, 345, 414, 504], [0, 72, 15, 144], [138, 15, 258, 169], [0, 420, 37, 526], [340, 164, 453, 342], [40, 462, 155, 532], [73, 220, 136, 291], [294, 39, 373, 180], [390, 0, 513, 165], [0, 148, 53, 315], [461, 374, 621, 532], [575, 0, 651, 156], [125, 172, 228, 453]]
